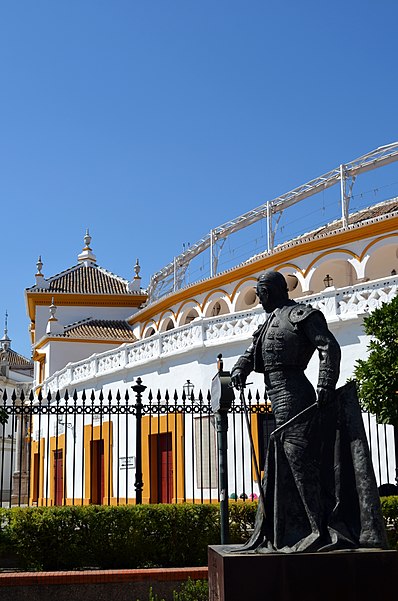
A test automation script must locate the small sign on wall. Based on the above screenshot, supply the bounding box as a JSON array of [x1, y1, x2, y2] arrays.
[[120, 456, 135, 469]]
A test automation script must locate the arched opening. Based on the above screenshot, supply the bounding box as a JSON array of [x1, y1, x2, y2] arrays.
[[308, 258, 356, 293], [181, 308, 199, 325], [234, 284, 259, 312], [165, 319, 174, 331], [204, 298, 229, 318], [277, 269, 302, 300], [159, 317, 175, 333], [144, 327, 156, 338], [365, 241, 398, 281]]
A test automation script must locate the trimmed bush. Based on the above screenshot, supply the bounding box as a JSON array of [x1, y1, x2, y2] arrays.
[[0, 504, 224, 571], [228, 501, 257, 542], [1, 498, 396, 571], [380, 495, 398, 550], [3, 506, 94, 571]]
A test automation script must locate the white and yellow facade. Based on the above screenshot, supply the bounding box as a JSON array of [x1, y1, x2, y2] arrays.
[[26, 200, 398, 505]]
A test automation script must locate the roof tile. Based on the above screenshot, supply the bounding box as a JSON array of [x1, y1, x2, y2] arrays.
[[49, 265, 129, 294], [61, 319, 136, 342]]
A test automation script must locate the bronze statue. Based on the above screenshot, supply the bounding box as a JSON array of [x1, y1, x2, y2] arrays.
[[231, 271, 387, 553]]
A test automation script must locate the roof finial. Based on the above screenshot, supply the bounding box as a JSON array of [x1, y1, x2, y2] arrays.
[[128, 258, 142, 291], [1, 311, 11, 352], [134, 258, 141, 279], [46, 298, 63, 335], [36, 255, 43, 275], [34, 255, 49, 288], [49, 298, 57, 321], [78, 229, 97, 264], [83, 229, 92, 250]]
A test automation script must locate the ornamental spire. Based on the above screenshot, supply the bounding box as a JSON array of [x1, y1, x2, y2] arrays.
[[128, 259, 142, 291], [46, 298, 63, 335], [0, 311, 11, 352], [35, 255, 49, 288], [77, 229, 97, 264]]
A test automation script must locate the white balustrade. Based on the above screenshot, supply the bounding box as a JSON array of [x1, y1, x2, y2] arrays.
[[338, 281, 397, 317], [97, 349, 126, 375], [71, 361, 94, 383], [205, 311, 264, 341], [127, 338, 160, 364], [161, 324, 203, 354], [41, 277, 398, 393]]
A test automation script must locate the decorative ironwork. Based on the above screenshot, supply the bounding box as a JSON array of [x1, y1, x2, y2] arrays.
[[0, 383, 394, 508]]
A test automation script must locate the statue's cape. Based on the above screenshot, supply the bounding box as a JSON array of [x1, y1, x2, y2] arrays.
[[241, 381, 388, 553]]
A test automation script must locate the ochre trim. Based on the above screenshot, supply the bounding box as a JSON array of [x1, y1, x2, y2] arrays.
[[230, 276, 258, 301], [49, 433, 66, 506], [32, 352, 46, 384], [157, 309, 177, 328], [141, 320, 157, 338], [201, 288, 230, 309], [129, 215, 398, 325], [83, 421, 113, 505], [305, 248, 359, 274], [175, 299, 201, 321], [360, 232, 398, 259], [30, 438, 45, 505], [25, 292, 147, 322], [33, 337, 132, 351], [275, 262, 304, 275], [142, 413, 185, 504]]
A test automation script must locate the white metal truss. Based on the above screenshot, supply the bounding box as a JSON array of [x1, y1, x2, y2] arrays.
[[148, 142, 398, 301]]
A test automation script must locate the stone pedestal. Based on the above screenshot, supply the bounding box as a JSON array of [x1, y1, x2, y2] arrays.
[[208, 545, 398, 601]]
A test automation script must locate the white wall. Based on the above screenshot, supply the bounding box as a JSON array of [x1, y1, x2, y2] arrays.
[[35, 305, 137, 344]]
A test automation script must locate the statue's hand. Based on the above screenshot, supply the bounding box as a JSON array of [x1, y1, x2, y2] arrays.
[[231, 370, 247, 390], [316, 387, 335, 408]]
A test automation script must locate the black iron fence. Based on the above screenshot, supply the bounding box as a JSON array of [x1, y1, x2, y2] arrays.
[[0, 383, 396, 507]]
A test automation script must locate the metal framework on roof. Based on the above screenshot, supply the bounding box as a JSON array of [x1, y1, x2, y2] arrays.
[[148, 142, 398, 301]]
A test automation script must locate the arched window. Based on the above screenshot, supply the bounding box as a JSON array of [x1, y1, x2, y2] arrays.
[[183, 309, 199, 325], [234, 285, 259, 312], [205, 298, 229, 318]]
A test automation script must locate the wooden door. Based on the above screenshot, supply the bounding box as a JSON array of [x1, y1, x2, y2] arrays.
[[90, 440, 104, 504], [159, 433, 173, 503]]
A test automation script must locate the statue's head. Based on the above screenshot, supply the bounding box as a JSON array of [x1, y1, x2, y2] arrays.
[[256, 271, 289, 312]]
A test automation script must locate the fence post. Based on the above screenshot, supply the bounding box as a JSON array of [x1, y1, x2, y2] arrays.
[[211, 355, 235, 544], [132, 378, 146, 504], [394, 426, 398, 486]]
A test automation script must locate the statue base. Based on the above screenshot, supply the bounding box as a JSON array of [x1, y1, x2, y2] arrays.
[[208, 545, 398, 601]]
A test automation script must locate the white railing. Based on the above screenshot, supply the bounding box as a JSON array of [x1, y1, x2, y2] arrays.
[[43, 276, 397, 393]]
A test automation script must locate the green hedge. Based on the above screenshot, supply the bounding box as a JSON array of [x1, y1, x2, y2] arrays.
[[0, 502, 257, 571], [380, 495, 398, 550], [135, 579, 209, 601], [0, 498, 395, 572]]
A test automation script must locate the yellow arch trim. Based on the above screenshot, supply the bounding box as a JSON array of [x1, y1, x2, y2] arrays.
[[305, 248, 359, 274], [175, 299, 201, 321], [157, 309, 177, 329], [129, 214, 398, 326], [360, 233, 398, 260], [275, 262, 304, 276], [140, 319, 157, 339], [201, 289, 231, 311], [230, 277, 258, 301]]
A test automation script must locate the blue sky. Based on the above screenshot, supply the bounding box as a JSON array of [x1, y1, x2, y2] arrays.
[[1, 1, 398, 358]]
